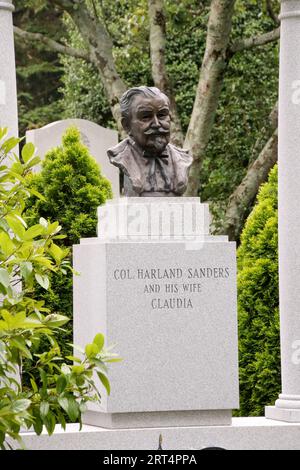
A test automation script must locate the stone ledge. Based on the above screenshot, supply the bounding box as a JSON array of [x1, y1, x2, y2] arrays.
[[97, 197, 211, 239], [20, 417, 300, 450], [0, 2, 15, 12], [82, 409, 232, 429]]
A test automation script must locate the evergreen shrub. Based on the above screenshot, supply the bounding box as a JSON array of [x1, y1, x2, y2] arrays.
[[26, 127, 112, 353], [237, 165, 280, 416]]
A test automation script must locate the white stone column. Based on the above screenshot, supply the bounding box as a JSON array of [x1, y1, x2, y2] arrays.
[[0, 1, 18, 139], [265, 0, 300, 422]]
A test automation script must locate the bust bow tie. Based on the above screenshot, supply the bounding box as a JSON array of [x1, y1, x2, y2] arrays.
[[143, 149, 171, 190]]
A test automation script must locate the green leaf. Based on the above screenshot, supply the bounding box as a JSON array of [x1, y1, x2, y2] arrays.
[[19, 317, 44, 329], [71, 365, 85, 375], [43, 314, 69, 328], [58, 396, 79, 422], [1, 136, 20, 154], [29, 187, 46, 201], [97, 372, 110, 396], [10, 337, 32, 359], [90, 358, 108, 374], [61, 364, 71, 375], [65, 355, 82, 363], [10, 160, 24, 175], [85, 343, 99, 358], [13, 214, 27, 228], [32, 257, 53, 269], [39, 368, 48, 398], [6, 215, 26, 240], [0, 232, 15, 257], [47, 221, 61, 236], [49, 243, 64, 263], [40, 401, 49, 419], [0, 268, 10, 288], [57, 397, 69, 414], [0, 127, 8, 141], [33, 416, 43, 435], [30, 378, 38, 394], [56, 409, 66, 431], [56, 375, 67, 394], [75, 375, 85, 387], [25, 155, 41, 170], [93, 333, 104, 352], [43, 411, 56, 435], [79, 402, 87, 413], [23, 224, 43, 240], [0, 284, 6, 296], [20, 261, 33, 282], [66, 397, 79, 422], [21, 142, 35, 163], [11, 399, 31, 413], [35, 273, 50, 290]]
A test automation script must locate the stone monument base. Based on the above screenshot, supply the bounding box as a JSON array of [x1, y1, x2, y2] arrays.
[[265, 406, 300, 422], [74, 197, 239, 429], [82, 409, 231, 429], [20, 417, 300, 450]]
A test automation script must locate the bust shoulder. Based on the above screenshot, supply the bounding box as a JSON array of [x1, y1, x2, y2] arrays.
[[107, 137, 132, 160], [167, 143, 193, 164]]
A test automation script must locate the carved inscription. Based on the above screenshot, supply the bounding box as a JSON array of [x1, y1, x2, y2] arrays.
[[113, 266, 230, 311]]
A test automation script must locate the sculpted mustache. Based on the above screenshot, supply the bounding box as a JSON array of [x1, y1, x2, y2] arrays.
[[144, 128, 169, 135]]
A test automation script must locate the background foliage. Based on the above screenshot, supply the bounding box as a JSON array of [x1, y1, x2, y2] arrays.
[[237, 165, 280, 416], [14, 0, 64, 136]]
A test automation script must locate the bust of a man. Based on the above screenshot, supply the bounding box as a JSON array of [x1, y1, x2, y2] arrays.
[[107, 86, 193, 197]]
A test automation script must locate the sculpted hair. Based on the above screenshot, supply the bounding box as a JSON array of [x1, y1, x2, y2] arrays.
[[120, 86, 170, 126]]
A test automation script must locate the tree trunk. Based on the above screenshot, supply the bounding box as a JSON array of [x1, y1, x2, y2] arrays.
[[148, 0, 184, 146], [52, 0, 126, 134], [184, 0, 236, 196], [221, 128, 278, 241]]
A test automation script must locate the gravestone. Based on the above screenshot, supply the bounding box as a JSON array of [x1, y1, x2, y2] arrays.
[[73, 197, 239, 428], [26, 119, 120, 198]]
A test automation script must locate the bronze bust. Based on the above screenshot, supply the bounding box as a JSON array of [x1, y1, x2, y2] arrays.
[[107, 86, 193, 197]]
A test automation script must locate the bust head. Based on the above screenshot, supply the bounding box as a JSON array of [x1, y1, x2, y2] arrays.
[[120, 86, 171, 156]]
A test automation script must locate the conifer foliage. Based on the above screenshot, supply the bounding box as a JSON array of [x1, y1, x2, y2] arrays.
[[27, 126, 112, 245], [237, 165, 280, 416], [26, 127, 112, 352]]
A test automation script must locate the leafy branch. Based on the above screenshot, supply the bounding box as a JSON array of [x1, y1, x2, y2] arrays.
[[0, 128, 120, 449]]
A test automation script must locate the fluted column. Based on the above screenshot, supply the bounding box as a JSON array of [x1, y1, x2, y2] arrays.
[[266, 0, 300, 422], [0, 1, 18, 139]]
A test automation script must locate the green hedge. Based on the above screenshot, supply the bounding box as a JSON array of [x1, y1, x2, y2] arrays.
[[237, 165, 280, 416]]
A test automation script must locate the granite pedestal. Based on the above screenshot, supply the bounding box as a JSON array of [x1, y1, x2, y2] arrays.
[[73, 198, 239, 428]]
